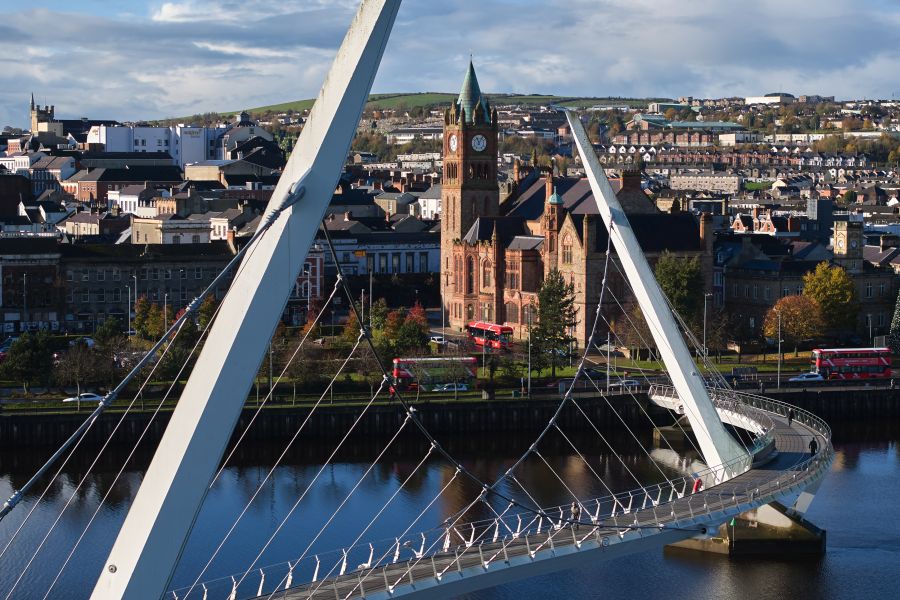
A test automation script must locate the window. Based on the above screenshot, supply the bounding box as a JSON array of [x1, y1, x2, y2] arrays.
[[466, 304, 474, 321], [112, 268, 121, 281], [66, 289, 74, 303], [880, 282, 887, 297], [763, 286, 770, 301], [749, 316, 756, 330], [782, 287, 789, 298], [151, 268, 159, 280], [523, 304, 536, 326], [743, 285, 749, 298], [66, 270, 74, 282], [379, 254, 387, 273], [112, 289, 121, 302], [406, 253, 414, 273], [97, 290, 106, 303], [713, 272, 723, 287], [420, 252, 428, 273], [562, 235, 573, 264], [482, 261, 492, 287], [180, 268, 187, 280], [505, 302, 519, 323], [367, 254, 374, 274], [194, 267, 203, 279], [466, 257, 475, 294], [81, 290, 90, 303], [82, 270, 90, 282], [878, 313, 886, 327], [865, 282, 873, 299], [192, 235, 201, 244], [172, 234, 181, 244], [392, 253, 400, 273], [732, 283, 738, 298]]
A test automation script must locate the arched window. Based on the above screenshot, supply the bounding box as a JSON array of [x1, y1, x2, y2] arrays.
[[482, 260, 492, 288], [466, 304, 475, 321], [466, 256, 475, 294], [505, 302, 519, 323], [562, 235, 573, 264]]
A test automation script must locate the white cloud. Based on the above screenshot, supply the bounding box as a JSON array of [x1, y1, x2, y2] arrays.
[[1, 0, 900, 128]]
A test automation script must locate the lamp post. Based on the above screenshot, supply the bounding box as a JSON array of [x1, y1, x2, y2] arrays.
[[304, 267, 311, 323], [527, 303, 534, 397], [703, 292, 713, 360], [126, 285, 131, 334], [21, 273, 26, 332], [868, 313, 873, 346], [776, 310, 782, 390], [164, 293, 168, 327]]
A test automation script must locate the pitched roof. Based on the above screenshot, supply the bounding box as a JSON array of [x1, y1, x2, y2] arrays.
[[461, 216, 530, 245]]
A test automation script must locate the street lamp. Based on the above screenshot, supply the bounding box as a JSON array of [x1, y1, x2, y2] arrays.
[[21, 273, 26, 332], [703, 292, 713, 360], [126, 285, 131, 334], [164, 293, 168, 327], [776, 310, 782, 390], [527, 303, 534, 397], [867, 313, 873, 346]]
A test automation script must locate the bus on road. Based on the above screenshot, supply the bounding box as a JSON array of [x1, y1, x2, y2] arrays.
[[465, 321, 513, 350], [810, 347, 892, 380], [391, 357, 478, 392]]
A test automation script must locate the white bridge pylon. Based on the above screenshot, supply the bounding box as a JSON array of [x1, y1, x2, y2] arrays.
[[567, 111, 748, 477], [91, 2, 402, 598]]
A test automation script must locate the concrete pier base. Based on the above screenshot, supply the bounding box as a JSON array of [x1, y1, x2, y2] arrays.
[[653, 423, 694, 451], [667, 502, 825, 556]]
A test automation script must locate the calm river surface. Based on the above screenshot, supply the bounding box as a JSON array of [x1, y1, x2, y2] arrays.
[[1, 420, 898, 600]]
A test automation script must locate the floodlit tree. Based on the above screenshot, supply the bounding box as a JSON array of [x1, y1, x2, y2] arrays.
[[654, 252, 704, 332], [763, 295, 823, 356], [803, 262, 858, 335], [532, 269, 577, 377]]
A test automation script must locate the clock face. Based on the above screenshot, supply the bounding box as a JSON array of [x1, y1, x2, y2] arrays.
[[471, 134, 487, 152], [851, 239, 858, 249], [448, 134, 458, 152], [837, 237, 845, 249]]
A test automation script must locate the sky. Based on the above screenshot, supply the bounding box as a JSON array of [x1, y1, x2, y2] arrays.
[[3, 0, 900, 128]]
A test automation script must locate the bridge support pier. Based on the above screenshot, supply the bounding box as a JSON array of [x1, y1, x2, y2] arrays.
[[666, 502, 825, 557]]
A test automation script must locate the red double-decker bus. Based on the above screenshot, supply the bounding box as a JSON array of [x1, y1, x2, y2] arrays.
[[811, 347, 892, 380], [391, 357, 477, 392], [465, 321, 513, 350]]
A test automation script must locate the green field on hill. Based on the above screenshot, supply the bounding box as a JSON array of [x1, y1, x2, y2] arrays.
[[224, 93, 667, 116]]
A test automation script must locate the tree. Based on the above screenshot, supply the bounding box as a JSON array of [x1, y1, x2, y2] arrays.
[[55, 344, 104, 406], [532, 269, 577, 377], [888, 292, 900, 355], [133, 296, 151, 339], [842, 190, 858, 205], [145, 303, 165, 341], [803, 262, 858, 335], [197, 295, 218, 331], [763, 295, 822, 356], [654, 252, 704, 332], [0, 332, 53, 394], [369, 298, 389, 331]]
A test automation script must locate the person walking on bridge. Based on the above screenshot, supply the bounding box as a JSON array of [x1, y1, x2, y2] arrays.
[[787, 408, 794, 427], [570, 502, 581, 531], [809, 437, 819, 456], [691, 476, 703, 494]]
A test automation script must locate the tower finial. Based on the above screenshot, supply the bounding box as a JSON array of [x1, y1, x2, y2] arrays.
[[30, 92, 34, 110]]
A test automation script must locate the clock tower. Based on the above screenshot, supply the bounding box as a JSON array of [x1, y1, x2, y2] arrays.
[[441, 61, 499, 321], [833, 219, 863, 273]]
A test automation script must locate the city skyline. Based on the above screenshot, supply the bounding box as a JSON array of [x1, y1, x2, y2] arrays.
[[3, 0, 900, 127]]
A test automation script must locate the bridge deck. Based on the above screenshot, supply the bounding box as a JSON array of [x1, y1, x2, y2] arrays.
[[257, 414, 822, 600]]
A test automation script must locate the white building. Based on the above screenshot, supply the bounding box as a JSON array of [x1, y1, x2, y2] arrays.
[[744, 94, 796, 106], [718, 132, 764, 146], [0, 151, 46, 176]]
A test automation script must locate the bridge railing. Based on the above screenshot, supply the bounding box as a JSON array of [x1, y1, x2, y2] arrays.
[[171, 391, 833, 599]]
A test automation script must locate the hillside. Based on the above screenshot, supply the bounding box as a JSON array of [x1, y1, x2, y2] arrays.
[[228, 92, 668, 116]]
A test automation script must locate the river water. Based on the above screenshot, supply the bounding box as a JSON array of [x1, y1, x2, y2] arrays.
[[0, 420, 898, 600]]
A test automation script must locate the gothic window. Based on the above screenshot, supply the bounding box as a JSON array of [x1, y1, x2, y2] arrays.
[[482, 260, 492, 288], [466, 256, 475, 294], [562, 235, 573, 264], [505, 302, 519, 323], [466, 304, 474, 321], [482, 303, 493, 321]]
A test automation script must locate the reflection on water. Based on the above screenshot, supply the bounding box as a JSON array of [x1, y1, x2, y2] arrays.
[[0, 421, 898, 599]]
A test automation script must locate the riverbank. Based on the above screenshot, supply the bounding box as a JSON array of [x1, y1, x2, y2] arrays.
[[1, 386, 897, 448]]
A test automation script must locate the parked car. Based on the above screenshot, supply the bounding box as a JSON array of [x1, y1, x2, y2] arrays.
[[788, 372, 824, 383], [434, 383, 469, 392], [69, 337, 95, 348], [62, 392, 104, 403], [429, 335, 447, 345], [608, 379, 641, 391]]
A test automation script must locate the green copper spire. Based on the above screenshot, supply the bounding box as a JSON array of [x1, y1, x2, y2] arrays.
[[457, 59, 490, 124], [548, 185, 563, 205]]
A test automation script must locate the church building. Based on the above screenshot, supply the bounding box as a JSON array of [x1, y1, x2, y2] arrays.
[[441, 62, 713, 348]]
